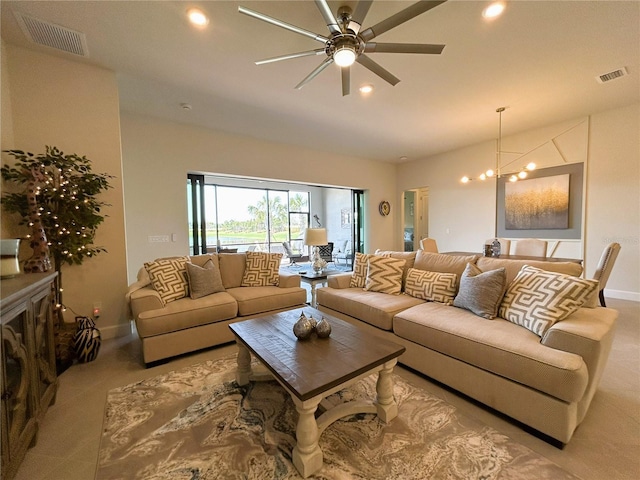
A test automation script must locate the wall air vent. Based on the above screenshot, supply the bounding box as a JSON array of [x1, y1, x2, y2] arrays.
[[14, 11, 89, 57], [596, 67, 628, 84]]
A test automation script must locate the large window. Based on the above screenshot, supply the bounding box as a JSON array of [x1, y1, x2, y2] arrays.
[[188, 177, 310, 255]]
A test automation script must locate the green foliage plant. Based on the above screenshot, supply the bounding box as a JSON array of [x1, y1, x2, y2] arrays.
[[1, 146, 113, 308]]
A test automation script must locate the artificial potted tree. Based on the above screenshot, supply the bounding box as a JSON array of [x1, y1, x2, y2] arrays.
[[1, 146, 112, 370]]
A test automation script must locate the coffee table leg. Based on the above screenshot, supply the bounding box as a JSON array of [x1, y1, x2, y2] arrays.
[[375, 359, 398, 423], [235, 343, 252, 386], [292, 397, 323, 478]]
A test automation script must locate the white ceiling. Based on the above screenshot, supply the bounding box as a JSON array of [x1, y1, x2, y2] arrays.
[[1, 1, 638, 163]]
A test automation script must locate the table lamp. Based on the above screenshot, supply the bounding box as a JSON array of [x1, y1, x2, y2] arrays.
[[304, 228, 328, 273]]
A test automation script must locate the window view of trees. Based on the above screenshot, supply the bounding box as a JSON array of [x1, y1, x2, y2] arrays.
[[196, 185, 309, 253]]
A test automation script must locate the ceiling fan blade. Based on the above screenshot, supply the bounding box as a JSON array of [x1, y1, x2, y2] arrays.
[[348, 0, 374, 34], [365, 42, 445, 54], [295, 57, 334, 90], [239, 6, 329, 44], [314, 0, 342, 35], [360, 0, 447, 42], [356, 54, 400, 86], [342, 66, 351, 96], [256, 49, 326, 65]]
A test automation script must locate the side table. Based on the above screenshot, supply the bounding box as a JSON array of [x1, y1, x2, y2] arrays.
[[298, 270, 340, 307]]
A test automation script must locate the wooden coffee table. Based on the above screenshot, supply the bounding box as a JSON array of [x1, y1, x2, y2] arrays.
[[228, 307, 406, 478]]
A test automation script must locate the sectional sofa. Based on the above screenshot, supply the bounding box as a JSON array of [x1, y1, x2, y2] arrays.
[[316, 250, 618, 445], [127, 252, 306, 364]]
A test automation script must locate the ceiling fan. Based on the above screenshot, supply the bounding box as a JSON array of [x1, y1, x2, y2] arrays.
[[239, 0, 447, 96]]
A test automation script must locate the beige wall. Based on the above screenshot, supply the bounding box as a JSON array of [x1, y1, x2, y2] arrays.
[[397, 103, 640, 300], [0, 44, 129, 338], [120, 112, 397, 282]]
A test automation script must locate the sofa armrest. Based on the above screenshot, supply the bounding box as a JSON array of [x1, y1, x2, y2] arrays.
[[129, 287, 164, 319], [327, 273, 353, 289], [542, 307, 617, 388], [278, 272, 302, 288]]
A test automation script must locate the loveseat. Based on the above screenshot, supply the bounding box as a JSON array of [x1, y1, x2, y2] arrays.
[[316, 250, 618, 445], [127, 252, 306, 364]]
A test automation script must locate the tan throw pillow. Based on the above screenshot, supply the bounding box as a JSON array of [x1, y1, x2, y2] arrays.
[[364, 256, 406, 295], [350, 252, 390, 288], [241, 251, 282, 287], [144, 256, 189, 305], [453, 263, 507, 319], [186, 259, 225, 299], [499, 265, 599, 336], [404, 268, 457, 305]]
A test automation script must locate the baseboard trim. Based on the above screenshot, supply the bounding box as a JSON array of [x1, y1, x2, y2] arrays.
[[607, 289, 640, 303], [100, 321, 133, 340]]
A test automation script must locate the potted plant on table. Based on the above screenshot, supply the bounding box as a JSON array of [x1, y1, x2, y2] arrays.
[[1, 146, 113, 370]]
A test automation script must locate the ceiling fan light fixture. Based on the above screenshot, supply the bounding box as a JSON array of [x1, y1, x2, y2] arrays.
[[334, 45, 356, 67]]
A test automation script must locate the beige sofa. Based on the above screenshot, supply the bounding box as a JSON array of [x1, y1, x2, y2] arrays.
[[127, 253, 306, 364], [317, 250, 618, 445]]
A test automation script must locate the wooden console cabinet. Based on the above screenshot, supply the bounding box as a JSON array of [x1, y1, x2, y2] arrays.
[[1, 272, 58, 480]]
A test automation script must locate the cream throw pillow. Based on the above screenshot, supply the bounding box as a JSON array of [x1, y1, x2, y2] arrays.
[[364, 256, 405, 295], [404, 268, 457, 305], [350, 252, 390, 288], [241, 251, 282, 287], [453, 263, 507, 319], [144, 256, 190, 305], [186, 259, 225, 299], [499, 265, 599, 336]]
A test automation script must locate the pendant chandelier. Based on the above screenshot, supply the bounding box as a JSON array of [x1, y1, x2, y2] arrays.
[[461, 107, 536, 184]]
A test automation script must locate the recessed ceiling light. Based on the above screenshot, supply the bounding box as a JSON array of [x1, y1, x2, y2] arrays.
[[187, 8, 209, 27], [359, 84, 374, 94], [482, 2, 506, 19]]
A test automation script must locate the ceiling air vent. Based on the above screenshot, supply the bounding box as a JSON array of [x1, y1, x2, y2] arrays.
[[596, 67, 628, 84], [14, 11, 89, 57]]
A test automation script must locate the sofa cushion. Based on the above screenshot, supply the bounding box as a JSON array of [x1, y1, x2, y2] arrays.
[[413, 251, 478, 291], [476, 256, 583, 284], [136, 291, 238, 337], [219, 253, 247, 288], [316, 287, 425, 330], [453, 263, 507, 319], [499, 265, 599, 337], [186, 260, 225, 299], [393, 302, 589, 403], [144, 256, 190, 305], [226, 286, 306, 316], [364, 256, 405, 295], [241, 251, 282, 287], [350, 252, 389, 288], [404, 268, 457, 305]]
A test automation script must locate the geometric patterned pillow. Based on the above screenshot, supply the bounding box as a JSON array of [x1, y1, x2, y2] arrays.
[[350, 252, 390, 288], [364, 255, 405, 295], [144, 256, 190, 305], [404, 268, 458, 305], [499, 265, 599, 337], [241, 251, 283, 287]]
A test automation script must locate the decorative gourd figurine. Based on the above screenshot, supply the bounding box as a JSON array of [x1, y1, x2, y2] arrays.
[[307, 314, 317, 329], [293, 312, 314, 340], [315, 316, 332, 338]]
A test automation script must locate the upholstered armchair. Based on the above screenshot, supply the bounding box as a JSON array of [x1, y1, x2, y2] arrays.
[[332, 240, 353, 267]]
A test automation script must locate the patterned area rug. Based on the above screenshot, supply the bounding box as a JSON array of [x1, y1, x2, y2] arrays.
[[97, 355, 580, 480]]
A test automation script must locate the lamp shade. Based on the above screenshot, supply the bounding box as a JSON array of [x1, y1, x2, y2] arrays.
[[303, 228, 327, 246]]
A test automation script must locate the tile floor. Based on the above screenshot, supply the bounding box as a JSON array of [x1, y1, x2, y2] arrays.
[[11, 299, 640, 480]]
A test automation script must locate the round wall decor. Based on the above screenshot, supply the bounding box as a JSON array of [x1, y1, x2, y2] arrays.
[[379, 201, 391, 216]]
